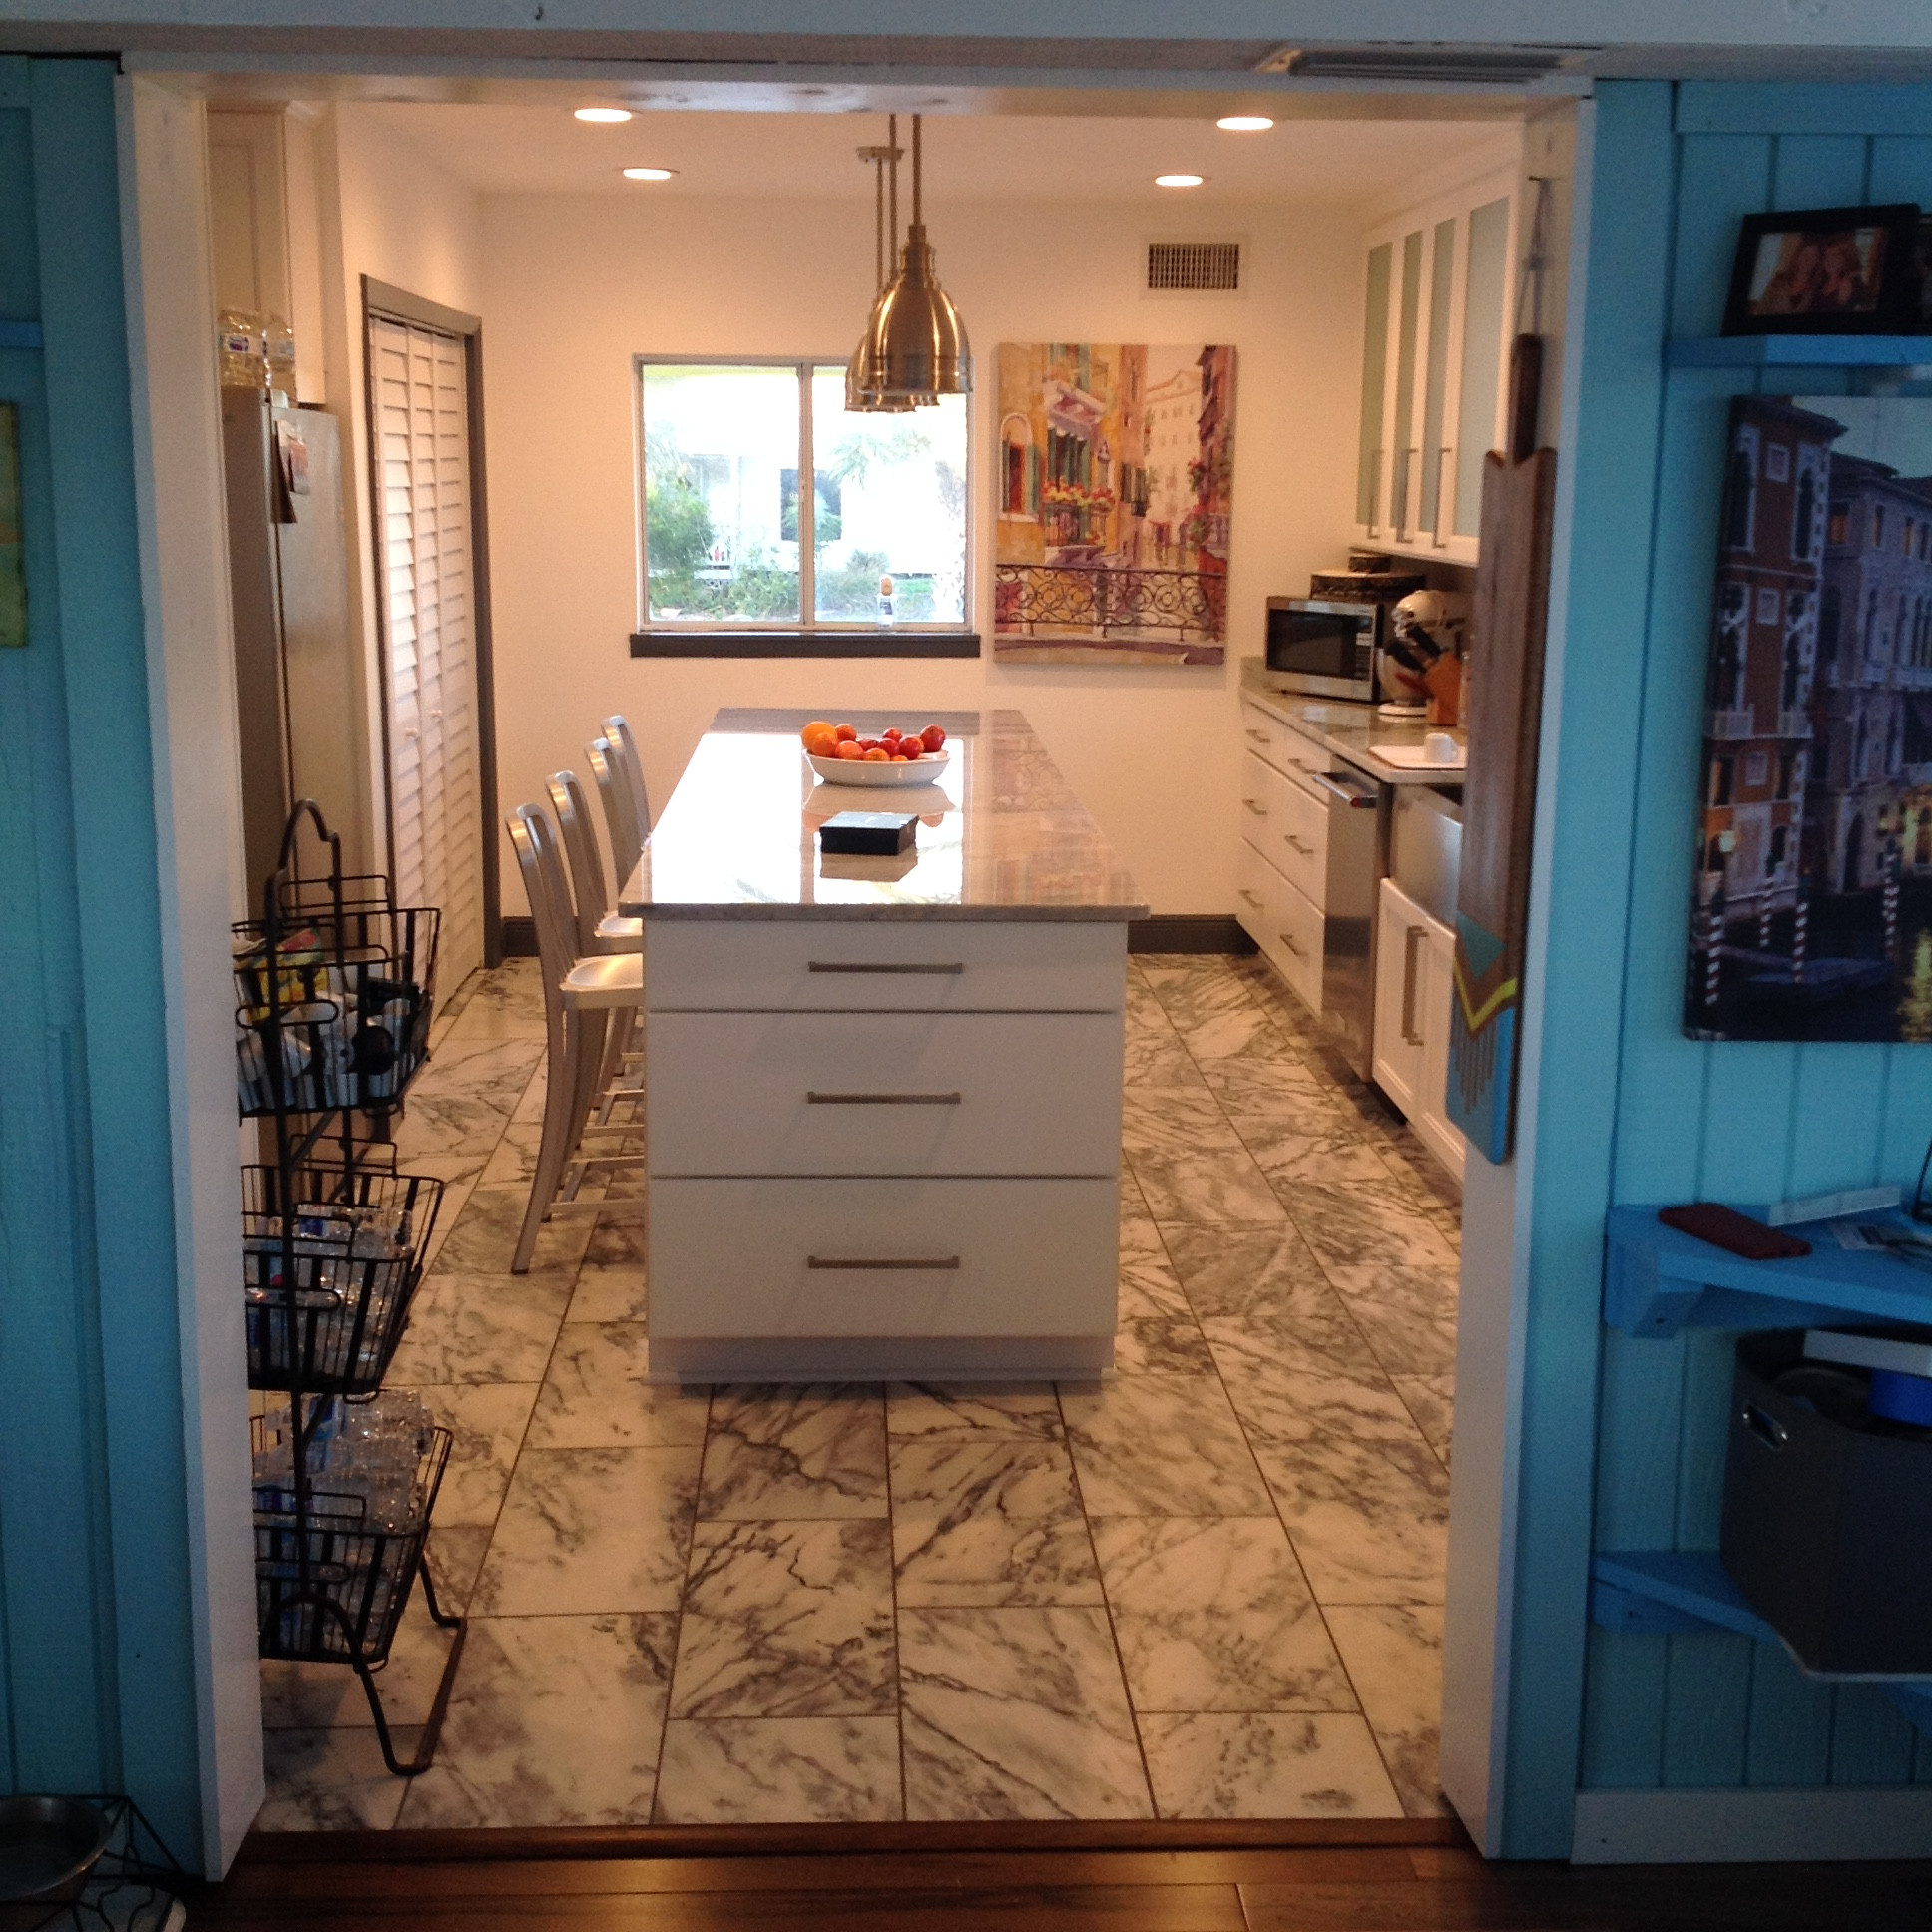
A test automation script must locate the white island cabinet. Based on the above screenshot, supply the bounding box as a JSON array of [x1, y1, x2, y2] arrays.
[[619, 708, 1147, 1384]]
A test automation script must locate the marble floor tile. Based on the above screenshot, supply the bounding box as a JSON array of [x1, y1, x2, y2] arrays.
[[422, 1180, 598, 1283], [527, 1322, 707, 1449], [1272, 1176, 1460, 1271], [1176, 1004, 1294, 1064], [395, 1613, 676, 1827], [1128, 1147, 1288, 1228], [1113, 1258, 1215, 1374], [1393, 1375, 1455, 1467], [1193, 1053, 1328, 1115], [256, 1725, 420, 1830], [899, 1607, 1151, 1820], [389, 1036, 546, 1187], [439, 959, 549, 1042], [1323, 1263, 1461, 1379], [1325, 1604, 1451, 1817], [1237, 1121, 1400, 1190], [1252, 1435, 1451, 1606], [471, 1445, 700, 1616], [654, 1718, 902, 1823], [416, 1380, 543, 1610], [1208, 1329, 1427, 1448], [1139, 1711, 1402, 1820], [1159, 1226, 1377, 1373], [384, 1264, 574, 1388], [1122, 1087, 1246, 1161], [1091, 1517, 1355, 1714], [476, 1116, 545, 1190], [891, 1437, 1100, 1607], [1123, 1021, 1208, 1091], [569, 1213, 648, 1323], [670, 1519, 896, 1718], [885, 1383, 1063, 1440], [699, 1385, 888, 1520], [1060, 1375, 1271, 1516]]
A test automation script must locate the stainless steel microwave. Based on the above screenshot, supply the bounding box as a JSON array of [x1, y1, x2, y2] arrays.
[[1263, 597, 1381, 702]]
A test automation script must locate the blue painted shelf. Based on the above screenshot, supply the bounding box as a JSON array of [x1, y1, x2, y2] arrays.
[[1605, 1205, 1932, 1337], [1591, 1551, 1932, 1737], [1667, 335, 1932, 368]]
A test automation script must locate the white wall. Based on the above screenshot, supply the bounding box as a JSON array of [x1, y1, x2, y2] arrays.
[[312, 102, 483, 874], [478, 187, 1363, 916]]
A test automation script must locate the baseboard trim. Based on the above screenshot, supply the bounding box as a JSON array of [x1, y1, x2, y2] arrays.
[[239, 1816, 1468, 1863], [1572, 1786, 1932, 1863], [1129, 913, 1256, 955], [502, 912, 1251, 960]]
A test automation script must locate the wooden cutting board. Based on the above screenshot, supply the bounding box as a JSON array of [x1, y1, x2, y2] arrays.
[[1448, 338, 1557, 1167]]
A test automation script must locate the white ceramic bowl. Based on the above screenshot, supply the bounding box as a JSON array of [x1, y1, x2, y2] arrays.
[[806, 747, 951, 787]]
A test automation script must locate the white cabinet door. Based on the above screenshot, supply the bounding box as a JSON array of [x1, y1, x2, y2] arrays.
[[1373, 877, 1428, 1118], [1415, 919, 1467, 1183]]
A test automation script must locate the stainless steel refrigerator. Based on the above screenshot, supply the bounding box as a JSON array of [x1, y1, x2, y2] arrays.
[[223, 392, 370, 894]]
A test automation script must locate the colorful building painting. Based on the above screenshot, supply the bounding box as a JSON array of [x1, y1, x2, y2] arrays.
[[1688, 394, 1932, 1039], [993, 341, 1235, 665]]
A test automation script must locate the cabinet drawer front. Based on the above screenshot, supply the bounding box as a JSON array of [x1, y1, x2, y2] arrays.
[[650, 1177, 1119, 1336], [1238, 750, 1278, 844], [1241, 702, 1337, 792], [1264, 866, 1325, 1013], [1234, 837, 1274, 949], [647, 1010, 1124, 1176], [646, 920, 1127, 1012], [1262, 763, 1329, 905]]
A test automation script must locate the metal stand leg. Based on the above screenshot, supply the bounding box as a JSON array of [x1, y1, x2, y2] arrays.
[[326, 1553, 469, 1779]]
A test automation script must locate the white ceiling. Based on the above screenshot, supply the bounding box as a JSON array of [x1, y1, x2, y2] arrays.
[[354, 103, 1504, 206]]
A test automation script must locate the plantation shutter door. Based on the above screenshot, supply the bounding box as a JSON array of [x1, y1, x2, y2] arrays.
[[371, 313, 483, 987]]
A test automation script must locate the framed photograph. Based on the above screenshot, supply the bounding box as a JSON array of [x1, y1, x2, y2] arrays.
[[1721, 203, 1920, 336]]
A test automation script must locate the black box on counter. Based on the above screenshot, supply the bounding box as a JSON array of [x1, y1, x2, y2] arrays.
[[1719, 1327, 1932, 1673], [818, 811, 917, 856]]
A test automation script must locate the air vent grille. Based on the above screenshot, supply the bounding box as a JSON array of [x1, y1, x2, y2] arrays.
[[1256, 43, 1591, 84], [1147, 242, 1241, 292]]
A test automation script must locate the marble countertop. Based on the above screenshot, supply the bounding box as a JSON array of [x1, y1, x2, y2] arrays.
[[1238, 660, 1467, 787], [619, 707, 1149, 921]]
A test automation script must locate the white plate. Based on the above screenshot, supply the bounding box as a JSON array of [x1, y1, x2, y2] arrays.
[[806, 747, 951, 787]]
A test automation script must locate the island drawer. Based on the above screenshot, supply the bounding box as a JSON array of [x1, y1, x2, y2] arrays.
[[648, 1010, 1123, 1176], [645, 919, 1128, 1012], [648, 1176, 1119, 1337]]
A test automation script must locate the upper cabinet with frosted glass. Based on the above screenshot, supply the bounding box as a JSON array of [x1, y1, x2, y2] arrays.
[[1354, 156, 1519, 566]]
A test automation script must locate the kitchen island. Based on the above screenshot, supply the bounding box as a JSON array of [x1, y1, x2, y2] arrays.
[[618, 707, 1147, 1384]]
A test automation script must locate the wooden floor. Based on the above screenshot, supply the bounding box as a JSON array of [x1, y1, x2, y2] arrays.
[[182, 1822, 1932, 1929]]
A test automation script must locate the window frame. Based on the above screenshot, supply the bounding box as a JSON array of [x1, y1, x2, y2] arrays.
[[631, 353, 979, 659]]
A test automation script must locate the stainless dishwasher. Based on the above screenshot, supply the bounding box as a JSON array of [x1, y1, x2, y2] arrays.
[[1311, 761, 1385, 1079]]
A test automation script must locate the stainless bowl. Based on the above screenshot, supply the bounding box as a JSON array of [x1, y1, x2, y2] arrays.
[[0, 1796, 113, 1929]]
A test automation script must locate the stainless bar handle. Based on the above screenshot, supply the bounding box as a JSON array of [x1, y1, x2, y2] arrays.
[[807, 961, 964, 975], [806, 1091, 962, 1106], [1244, 727, 1270, 745], [1238, 888, 1263, 908], [1242, 798, 1266, 815], [1313, 771, 1379, 810], [1401, 924, 1425, 1046], [1278, 931, 1307, 961], [1282, 833, 1312, 855], [807, 1255, 962, 1270], [1289, 756, 1323, 774]]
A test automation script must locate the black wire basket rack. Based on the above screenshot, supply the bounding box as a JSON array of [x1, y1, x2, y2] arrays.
[[252, 1415, 453, 1670], [242, 1163, 445, 1396]]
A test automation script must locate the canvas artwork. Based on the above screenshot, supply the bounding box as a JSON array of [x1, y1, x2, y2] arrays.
[[993, 342, 1235, 665], [1687, 394, 1932, 1042]]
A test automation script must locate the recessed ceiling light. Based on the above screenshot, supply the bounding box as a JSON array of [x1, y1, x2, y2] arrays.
[[1216, 115, 1274, 132], [621, 167, 677, 181], [575, 107, 633, 124], [1155, 173, 1205, 189]]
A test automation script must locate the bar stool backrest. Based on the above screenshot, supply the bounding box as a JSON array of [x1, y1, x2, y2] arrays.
[[605, 715, 652, 836], [587, 736, 642, 890], [506, 804, 580, 1021], [546, 770, 609, 955]]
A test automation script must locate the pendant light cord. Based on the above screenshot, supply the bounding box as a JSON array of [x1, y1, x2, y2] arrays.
[[888, 114, 900, 261], [912, 114, 923, 229], [873, 148, 884, 291]]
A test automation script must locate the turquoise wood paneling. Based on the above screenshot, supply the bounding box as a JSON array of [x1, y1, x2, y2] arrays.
[[0, 59, 203, 1860], [1573, 91, 1932, 1805]]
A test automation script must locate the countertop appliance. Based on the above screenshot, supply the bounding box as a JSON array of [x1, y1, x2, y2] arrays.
[[1263, 597, 1380, 703]]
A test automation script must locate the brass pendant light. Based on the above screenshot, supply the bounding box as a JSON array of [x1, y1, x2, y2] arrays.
[[861, 114, 970, 403], [846, 128, 918, 413]]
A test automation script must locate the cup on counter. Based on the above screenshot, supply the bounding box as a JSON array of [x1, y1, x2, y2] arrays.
[[1423, 731, 1461, 765]]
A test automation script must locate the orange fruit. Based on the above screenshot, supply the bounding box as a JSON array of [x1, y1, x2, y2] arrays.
[[802, 724, 839, 757], [800, 720, 833, 745], [863, 746, 890, 761], [835, 740, 865, 761], [834, 724, 858, 743]]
